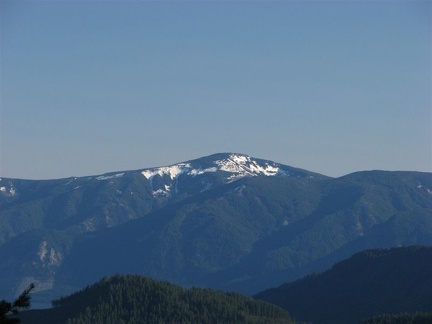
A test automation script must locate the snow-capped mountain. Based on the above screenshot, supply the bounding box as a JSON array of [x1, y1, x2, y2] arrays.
[[0, 152, 323, 247], [0, 153, 316, 200], [143, 153, 284, 183], [32, 153, 320, 203], [139, 153, 319, 199]]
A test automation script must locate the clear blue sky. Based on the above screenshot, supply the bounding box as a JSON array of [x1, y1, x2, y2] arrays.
[[1, 1, 431, 179]]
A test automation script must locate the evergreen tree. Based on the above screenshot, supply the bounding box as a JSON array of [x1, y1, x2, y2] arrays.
[[0, 283, 35, 323]]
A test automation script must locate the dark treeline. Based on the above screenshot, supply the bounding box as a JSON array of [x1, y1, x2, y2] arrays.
[[362, 312, 432, 324]]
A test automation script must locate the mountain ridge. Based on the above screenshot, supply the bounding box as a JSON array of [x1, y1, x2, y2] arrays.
[[0, 152, 431, 307], [0, 152, 326, 182]]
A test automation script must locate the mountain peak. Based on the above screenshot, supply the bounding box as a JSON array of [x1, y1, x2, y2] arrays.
[[141, 152, 288, 183], [140, 153, 317, 198], [212, 153, 282, 179]]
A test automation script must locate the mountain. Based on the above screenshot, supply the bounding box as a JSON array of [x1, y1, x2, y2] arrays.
[[0, 153, 431, 307], [0, 153, 319, 241], [254, 246, 432, 324], [16, 274, 295, 323]]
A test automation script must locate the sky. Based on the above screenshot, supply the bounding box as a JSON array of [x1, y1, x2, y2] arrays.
[[0, 0, 431, 179]]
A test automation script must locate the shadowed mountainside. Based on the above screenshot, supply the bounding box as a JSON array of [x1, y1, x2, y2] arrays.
[[255, 246, 432, 324]]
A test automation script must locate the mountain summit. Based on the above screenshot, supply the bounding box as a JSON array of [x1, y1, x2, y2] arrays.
[[139, 153, 323, 199]]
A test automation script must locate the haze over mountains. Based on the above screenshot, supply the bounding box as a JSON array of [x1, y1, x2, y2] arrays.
[[16, 247, 432, 323], [0, 153, 431, 307]]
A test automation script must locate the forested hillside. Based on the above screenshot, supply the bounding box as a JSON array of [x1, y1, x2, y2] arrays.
[[17, 275, 295, 324], [255, 246, 432, 324]]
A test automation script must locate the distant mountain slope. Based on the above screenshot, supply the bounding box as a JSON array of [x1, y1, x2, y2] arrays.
[[58, 170, 432, 295], [17, 274, 295, 324], [255, 246, 432, 324], [0, 153, 431, 306]]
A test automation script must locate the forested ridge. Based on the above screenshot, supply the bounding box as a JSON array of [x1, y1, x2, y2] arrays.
[[18, 274, 295, 323], [255, 246, 432, 324]]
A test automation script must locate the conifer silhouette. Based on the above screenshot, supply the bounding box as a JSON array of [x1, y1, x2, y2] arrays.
[[0, 283, 35, 323]]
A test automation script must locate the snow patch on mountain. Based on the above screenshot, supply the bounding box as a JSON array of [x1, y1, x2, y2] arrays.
[[153, 185, 172, 198], [96, 173, 125, 181], [417, 183, 432, 195], [215, 154, 282, 181], [142, 164, 190, 181], [188, 167, 218, 176], [142, 164, 191, 198], [0, 181, 16, 197]]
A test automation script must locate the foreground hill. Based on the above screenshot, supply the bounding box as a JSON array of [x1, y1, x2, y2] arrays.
[[0, 153, 431, 305], [17, 274, 295, 324], [255, 246, 432, 324]]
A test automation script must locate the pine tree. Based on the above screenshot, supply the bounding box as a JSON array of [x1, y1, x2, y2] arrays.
[[0, 283, 35, 323]]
